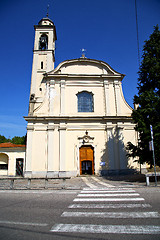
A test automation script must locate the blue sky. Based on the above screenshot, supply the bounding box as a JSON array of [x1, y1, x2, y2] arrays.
[[0, 0, 160, 138]]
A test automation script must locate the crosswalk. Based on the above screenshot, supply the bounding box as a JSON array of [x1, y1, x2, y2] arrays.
[[50, 177, 160, 235]]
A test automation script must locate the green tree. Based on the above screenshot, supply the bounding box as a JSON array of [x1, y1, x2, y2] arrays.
[[11, 135, 26, 145], [127, 25, 160, 167], [0, 135, 10, 143], [0, 134, 26, 145]]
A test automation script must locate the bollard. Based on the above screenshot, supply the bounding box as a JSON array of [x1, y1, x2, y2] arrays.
[[62, 178, 66, 189], [10, 179, 14, 189], [146, 176, 150, 186], [27, 178, 31, 189], [45, 178, 48, 189]]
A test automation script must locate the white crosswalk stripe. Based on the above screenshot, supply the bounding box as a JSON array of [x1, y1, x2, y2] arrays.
[[81, 189, 136, 193], [78, 193, 140, 197], [50, 177, 160, 235], [69, 203, 151, 209], [51, 224, 160, 234], [61, 211, 159, 218], [83, 187, 136, 191], [74, 197, 145, 202]]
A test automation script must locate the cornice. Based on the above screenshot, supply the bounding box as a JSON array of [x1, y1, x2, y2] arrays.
[[24, 115, 133, 122], [34, 25, 54, 29], [44, 74, 123, 81]]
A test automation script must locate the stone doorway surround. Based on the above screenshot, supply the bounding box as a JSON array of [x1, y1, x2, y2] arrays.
[[79, 145, 94, 175]]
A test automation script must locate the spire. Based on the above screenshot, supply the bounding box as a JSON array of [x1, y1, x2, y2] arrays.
[[46, 4, 49, 18]]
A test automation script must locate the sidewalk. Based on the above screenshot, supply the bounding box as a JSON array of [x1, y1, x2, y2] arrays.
[[0, 174, 159, 190], [103, 172, 160, 187], [0, 177, 86, 190]]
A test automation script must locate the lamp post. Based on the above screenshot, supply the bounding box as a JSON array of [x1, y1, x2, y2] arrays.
[[150, 124, 157, 186]]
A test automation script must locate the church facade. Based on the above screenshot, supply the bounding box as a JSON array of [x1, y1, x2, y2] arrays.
[[24, 17, 138, 178]]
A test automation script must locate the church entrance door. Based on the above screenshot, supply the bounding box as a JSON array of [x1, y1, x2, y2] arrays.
[[79, 146, 94, 175]]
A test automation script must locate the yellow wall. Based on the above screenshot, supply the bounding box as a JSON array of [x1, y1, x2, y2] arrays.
[[0, 150, 25, 176]]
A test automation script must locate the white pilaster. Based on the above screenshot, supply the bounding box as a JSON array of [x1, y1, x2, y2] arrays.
[[47, 124, 54, 169], [30, 53, 38, 94], [47, 123, 56, 177], [114, 80, 121, 115], [49, 80, 55, 115], [60, 79, 66, 115], [106, 123, 115, 170], [117, 123, 127, 169], [104, 80, 110, 116], [94, 145, 98, 174], [25, 124, 34, 177], [59, 123, 66, 173]]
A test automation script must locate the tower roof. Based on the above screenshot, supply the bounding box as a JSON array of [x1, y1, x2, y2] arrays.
[[34, 17, 57, 40], [38, 17, 54, 26]]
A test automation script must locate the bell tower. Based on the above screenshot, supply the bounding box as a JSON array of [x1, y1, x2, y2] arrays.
[[29, 17, 57, 115]]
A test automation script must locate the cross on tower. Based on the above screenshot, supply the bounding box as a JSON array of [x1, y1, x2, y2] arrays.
[[81, 48, 86, 58], [46, 4, 49, 18]]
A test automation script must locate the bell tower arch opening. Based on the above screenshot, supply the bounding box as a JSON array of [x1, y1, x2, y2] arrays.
[[39, 34, 48, 50]]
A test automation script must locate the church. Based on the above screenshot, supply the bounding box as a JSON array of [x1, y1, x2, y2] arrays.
[[24, 16, 138, 178]]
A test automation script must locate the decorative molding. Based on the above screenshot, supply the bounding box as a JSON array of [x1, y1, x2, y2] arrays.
[[78, 130, 94, 144], [117, 122, 124, 129], [60, 79, 66, 115], [50, 79, 55, 86], [114, 79, 120, 88], [60, 79, 66, 88], [106, 122, 113, 130], [104, 79, 109, 88], [58, 123, 67, 131], [47, 125, 55, 131], [34, 126, 48, 131], [114, 79, 121, 115], [27, 125, 34, 131]]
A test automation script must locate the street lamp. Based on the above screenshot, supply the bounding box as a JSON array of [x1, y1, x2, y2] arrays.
[[149, 124, 157, 186]]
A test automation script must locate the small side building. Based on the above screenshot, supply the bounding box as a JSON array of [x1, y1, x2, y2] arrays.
[[0, 143, 26, 177]]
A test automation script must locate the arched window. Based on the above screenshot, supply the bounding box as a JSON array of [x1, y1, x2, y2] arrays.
[[77, 91, 94, 112], [39, 34, 48, 50], [0, 153, 9, 170]]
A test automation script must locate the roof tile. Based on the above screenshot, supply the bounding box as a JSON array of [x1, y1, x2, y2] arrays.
[[0, 142, 26, 148]]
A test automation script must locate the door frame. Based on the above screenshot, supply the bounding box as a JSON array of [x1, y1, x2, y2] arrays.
[[79, 145, 94, 175], [16, 158, 24, 176]]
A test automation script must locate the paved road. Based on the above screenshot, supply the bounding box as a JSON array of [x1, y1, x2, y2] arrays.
[[0, 176, 160, 240]]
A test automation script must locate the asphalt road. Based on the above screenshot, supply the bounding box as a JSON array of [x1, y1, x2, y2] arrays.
[[0, 179, 160, 240]]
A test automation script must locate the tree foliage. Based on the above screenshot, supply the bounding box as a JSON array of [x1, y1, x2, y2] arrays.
[[0, 134, 26, 145], [127, 25, 160, 167], [11, 136, 26, 145], [0, 135, 10, 143]]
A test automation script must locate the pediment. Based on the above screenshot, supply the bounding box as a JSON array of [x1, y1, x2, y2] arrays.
[[46, 58, 123, 77]]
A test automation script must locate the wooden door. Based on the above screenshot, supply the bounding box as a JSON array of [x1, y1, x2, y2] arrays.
[[80, 146, 94, 175], [16, 158, 24, 176]]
